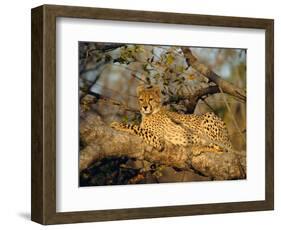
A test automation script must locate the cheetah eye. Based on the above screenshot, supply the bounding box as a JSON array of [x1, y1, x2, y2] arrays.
[[139, 98, 143, 102], [149, 98, 153, 101]]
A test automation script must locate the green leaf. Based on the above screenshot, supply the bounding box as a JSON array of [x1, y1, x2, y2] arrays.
[[166, 54, 175, 65], [176, 65, 185, 73]]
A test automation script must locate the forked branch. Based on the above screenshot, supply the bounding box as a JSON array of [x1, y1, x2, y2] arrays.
[[182, 47, 246, 102]]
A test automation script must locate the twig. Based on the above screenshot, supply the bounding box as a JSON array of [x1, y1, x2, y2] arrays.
[[112, 64, 147, 83], [218, 86, 246, 145], [84, 91, 139, 113], [200, 97, 217, 113]]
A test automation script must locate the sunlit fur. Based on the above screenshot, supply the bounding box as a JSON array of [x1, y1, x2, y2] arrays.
[[136, 85, 161, 116], [111, 84, 233, 153]]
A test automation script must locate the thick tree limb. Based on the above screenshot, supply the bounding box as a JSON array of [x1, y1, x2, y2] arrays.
[[80, 113, 245, 180], [164, 85, 220, 113], [182, 48, 246, 102]]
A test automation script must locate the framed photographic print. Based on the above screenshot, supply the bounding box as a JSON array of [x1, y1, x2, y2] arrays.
[[31, 4, 274, 225]]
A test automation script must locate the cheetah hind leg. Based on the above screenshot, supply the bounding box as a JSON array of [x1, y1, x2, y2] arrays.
[[191, 144, 224, 156]]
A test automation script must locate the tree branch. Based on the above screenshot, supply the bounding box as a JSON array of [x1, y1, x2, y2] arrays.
[[93, 43, 126, 52], [164, 85, 220, 113], [182, 48, 246, 102], [80, 113, 245, 180]]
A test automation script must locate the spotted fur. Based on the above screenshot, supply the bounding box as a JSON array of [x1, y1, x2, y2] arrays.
[[111, 85, 233, 153]]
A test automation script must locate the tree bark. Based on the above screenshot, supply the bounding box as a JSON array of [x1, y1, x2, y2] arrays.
[[80, 113, 246, 180]]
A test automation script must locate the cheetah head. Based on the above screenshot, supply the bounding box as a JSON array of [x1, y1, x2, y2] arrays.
[[136, 85, 161, 116]]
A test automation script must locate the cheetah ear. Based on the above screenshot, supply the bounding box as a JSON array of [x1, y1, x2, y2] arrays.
[[153, 85, 161, 96], [136, 85, 145, 97]]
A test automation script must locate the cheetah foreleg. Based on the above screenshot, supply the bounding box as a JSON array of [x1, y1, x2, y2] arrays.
[[110, 122, 164, 151]]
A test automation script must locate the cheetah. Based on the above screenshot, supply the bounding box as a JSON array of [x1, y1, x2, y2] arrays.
[[111, 85, 233, 154]]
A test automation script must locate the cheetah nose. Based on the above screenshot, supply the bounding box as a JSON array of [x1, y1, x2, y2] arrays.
[[143, 106, 148, 110]]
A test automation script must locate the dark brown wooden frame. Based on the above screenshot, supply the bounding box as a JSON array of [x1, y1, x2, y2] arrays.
[[31, 4, 274, 225]]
